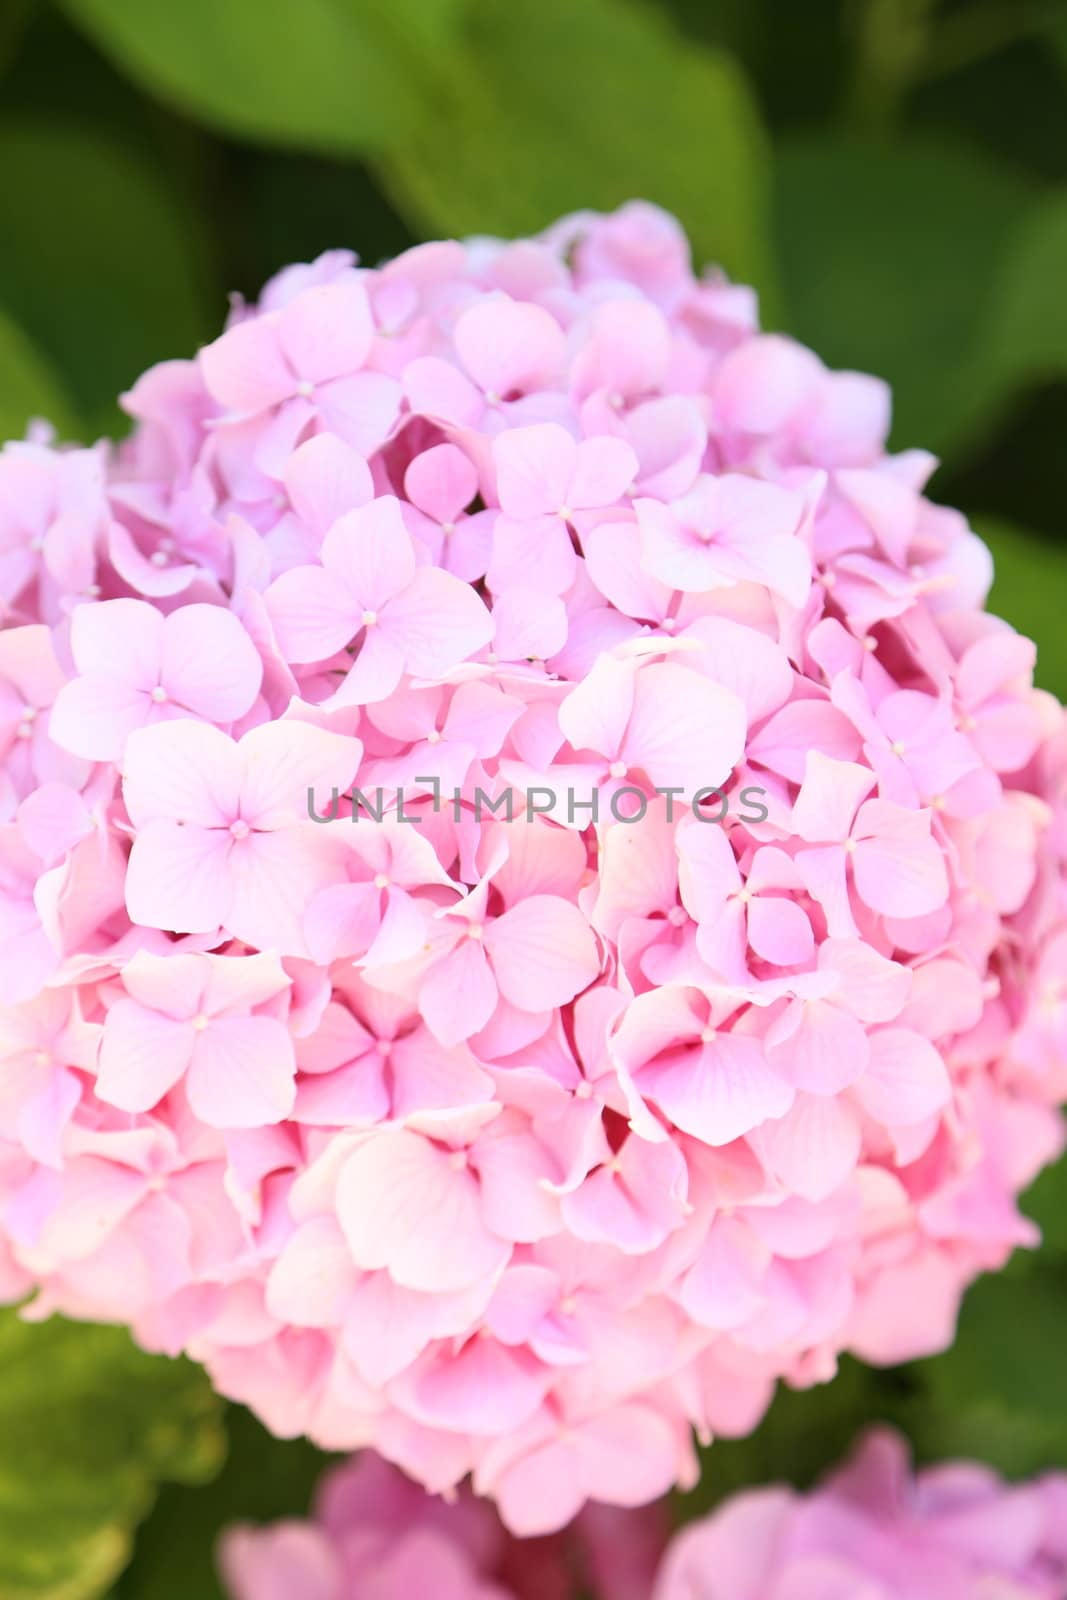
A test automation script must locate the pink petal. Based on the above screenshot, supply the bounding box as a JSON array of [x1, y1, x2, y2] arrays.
[[265, 561, 359, 662], [766, 999, 870, 1095], [329, 628, 405, 706], [623, 662, 746, 793], [758, 1092, 862, 1201], [95, 1001, 192, 1112], [220, 1526, 340, 1600], [404, 443, 478, 526], [492, 1406, 681, 1536], [200, 317, 293, 413], [382, 567, 494, 679], [69, 596, 163, 684], [238, 719, 361, 828], [676, 818, 742, 919], [304, 880, 382, 965], [583, 519, 673, 621], [277, 280, 374, 383], [486, 895, 600, 1011], [680, 1218, 769, 1329], [486, 513, 578, 596], [635, 497, 727, 593], [626, 394, 706, 498], [748, 701, 862, 783], [821, 938, 912, 1023], [557, 653, 635, 761], [403, 356, 483, 428], [389, 1028, 494, 1122], [562, 1135, 687, 1253], [641, 1032, 793, 1144], [200, 949, 293, 1014], [119, 949, 208, 1017], [852, 799, 949, 918], [693, 898, 749, 982], [336, 1128, 509, 1292], [283, 432, 373, 536], [494, 423, 576, 519], [224, 829, 341, 955], [124, 819, 231, 934], [712, 333, 822, 434], [746, 896, 815, 967], [122, 718, 242, 828], [795, 844, 856, 940], [568, 435, 639, 509], [315, 371, 402, 456], [790, 752, 875, 844], [853, 1028, 951, 1126], [395, 1338, 547, 1435], [420, 939, 498, 1046], [471, 1124, 561, 1243], [683, 616, 794, 724], [343, 1272, 489, 1387], [320, 494, 417, 610], [187, 1014, 296, 1127], [454, 297, 565, 396], [159, 604, 262, 723], [50, 674, 151, 762], [490, 584, 571, 665], [572, 299, 671, 400], [107, 522, 197, 597]]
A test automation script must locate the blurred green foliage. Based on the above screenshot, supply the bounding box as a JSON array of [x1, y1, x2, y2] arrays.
[[2, 0, 1067, 1593], [0, 1308, 223, 1599]]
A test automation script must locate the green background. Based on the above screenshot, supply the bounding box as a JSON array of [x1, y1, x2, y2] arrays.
[[2, 1, 1067, 1594]]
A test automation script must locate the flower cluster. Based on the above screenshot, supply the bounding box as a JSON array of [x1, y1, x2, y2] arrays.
[[219, 1434, 1067, 1600], [656, 1428, 1067, 1600], [1, 202, 1066, 1531], [219, 1451, 664, 1600]]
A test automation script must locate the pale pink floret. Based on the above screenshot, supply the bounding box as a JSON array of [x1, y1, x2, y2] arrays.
[[200, 277, 400, 462], [487, 422, 638, 594], [265, 495, 494, 704], [96, 949, 296, 1126], [0, 201, 1064, 1536], [122, 717, 362, 952], [50, 598, 263, 760]]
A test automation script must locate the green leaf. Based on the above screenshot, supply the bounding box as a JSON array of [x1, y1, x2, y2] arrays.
[[773, 136, 1036, 455], [1017, 1152, 1067, 1260], [913, 1262, 1067, 1474], [0, 117, 216, 432], [0, 308, 81, 443], [0, 1309, 224, 1600], [677, 1358, 917, 1521], [58, 0, 460, 155], [0, 0, 32, 77], [115, 1405, 330, 1600], [977, 191, 1067, 400], [974, 514, 1067, 698], [379, 0, 778, 311]]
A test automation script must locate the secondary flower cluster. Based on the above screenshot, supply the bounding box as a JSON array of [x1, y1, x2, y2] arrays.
[[1, 201, 1066, 1530], [219, 1451, 665, 1600], [656, 1429, 1067, 1600], [219, 1435, 1067, 1600]]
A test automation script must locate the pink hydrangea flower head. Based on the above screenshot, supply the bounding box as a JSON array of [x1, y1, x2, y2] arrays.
[[654, 1428, 1067, 1600], [1, 203, 1065, 1531], [218, 1451, 667, 1600]]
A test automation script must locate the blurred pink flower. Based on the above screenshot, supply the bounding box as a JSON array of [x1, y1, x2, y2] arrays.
[[655, 1428, 1067, 1600]]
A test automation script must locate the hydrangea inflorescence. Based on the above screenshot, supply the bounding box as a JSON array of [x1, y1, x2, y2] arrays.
[[1, 202, 1066, 1532], [219, 1433, 1067, 1600]]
